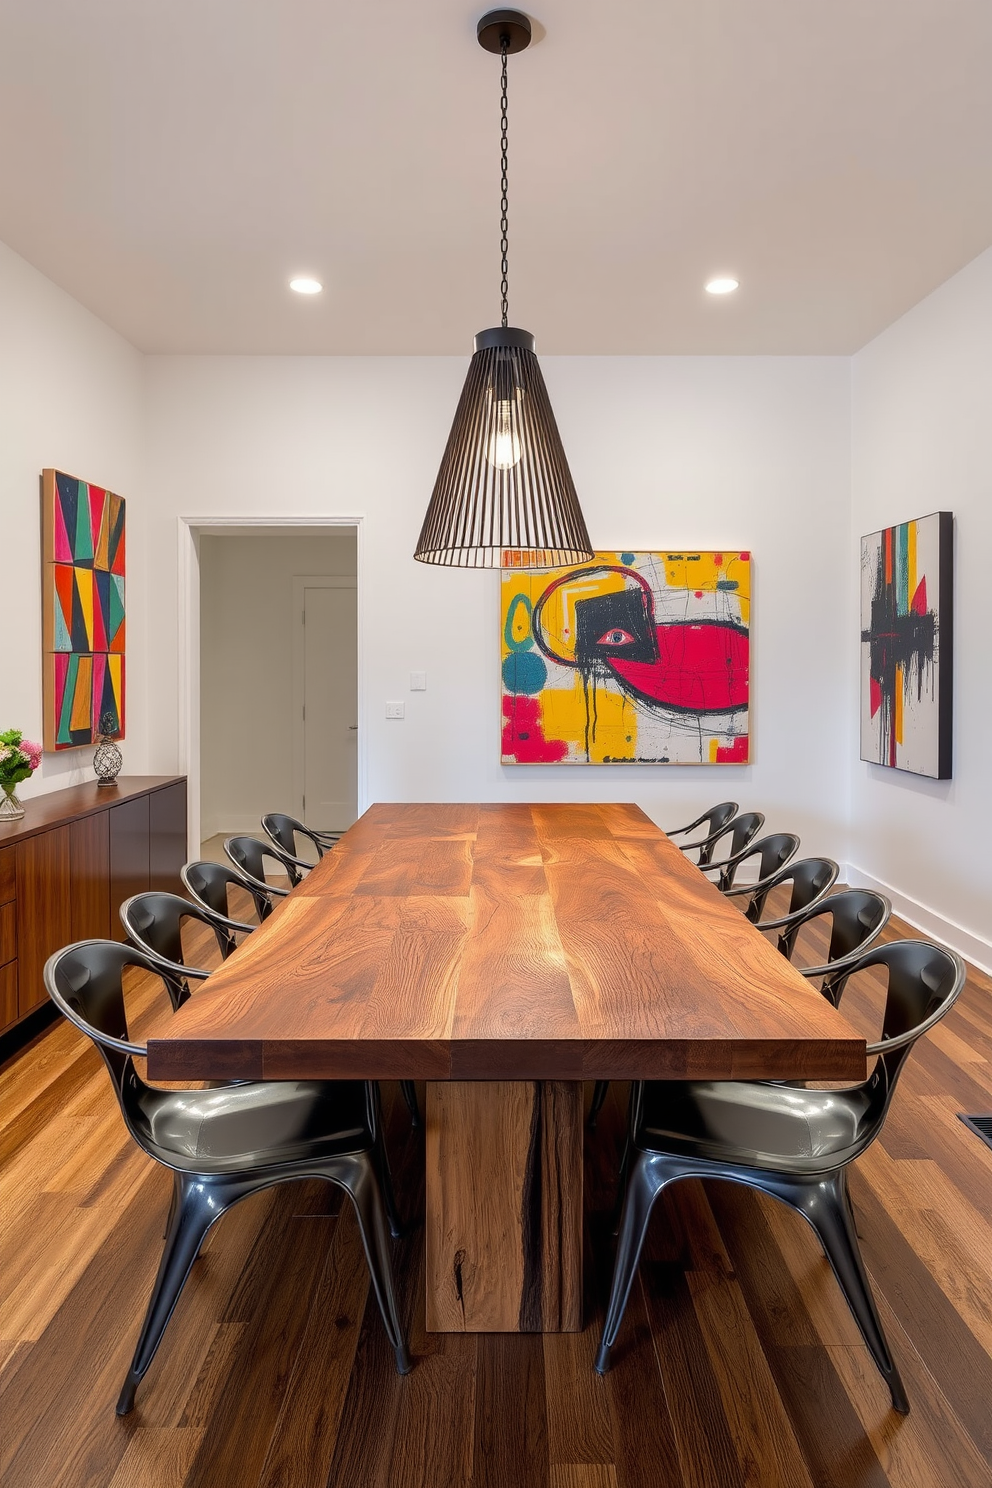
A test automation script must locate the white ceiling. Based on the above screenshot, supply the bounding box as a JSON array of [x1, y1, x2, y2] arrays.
[[1, 1, 990, 355]]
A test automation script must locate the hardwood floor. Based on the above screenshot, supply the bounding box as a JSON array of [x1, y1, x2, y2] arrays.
[[1, 897, 990, 1487]]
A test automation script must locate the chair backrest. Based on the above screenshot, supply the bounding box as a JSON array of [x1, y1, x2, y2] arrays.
[[181, 859, 273, 924], [261, 813, 324, 867], [224, 836, 294, 893], [669, 801, 738, 839], [722, 833, 800, 903], [119, 892, 232, 1005], [703, 811, 765, 885], [783, 889, 892, 988], [44, 940, 163, 1118], [837, 940, 966, 1151], [747, 855, 838, 925]]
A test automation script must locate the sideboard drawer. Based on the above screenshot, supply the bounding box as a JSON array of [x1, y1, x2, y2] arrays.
[[0, 899, 15, 966], [0, 963, 16, 1028], [0, 846, 14, 905]]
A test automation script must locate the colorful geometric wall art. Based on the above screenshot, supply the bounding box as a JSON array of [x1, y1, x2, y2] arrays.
[[860, 511, 952, 779], [42, 469, 126, 751], [501, 551, 750, 764]]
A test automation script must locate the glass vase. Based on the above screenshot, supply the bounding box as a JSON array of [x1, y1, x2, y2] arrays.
[[0, 784, 25, 821]]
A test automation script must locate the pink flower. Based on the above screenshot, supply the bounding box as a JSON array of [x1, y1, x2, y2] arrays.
[[22, 741, 42, 771]]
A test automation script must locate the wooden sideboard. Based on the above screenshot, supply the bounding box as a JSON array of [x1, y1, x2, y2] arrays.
[[0, 777, 187, 1036]]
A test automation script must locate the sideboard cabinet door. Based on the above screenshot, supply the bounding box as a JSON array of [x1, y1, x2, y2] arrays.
[[15, 827, 71, 1016], [70, 811, 111, 942], [109, 797, 150, 941], [149, 781, 188, 896]]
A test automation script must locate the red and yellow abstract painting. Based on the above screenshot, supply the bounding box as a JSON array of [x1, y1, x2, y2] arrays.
[[500, 551, 750, 764], [42, 468, 126, 752]]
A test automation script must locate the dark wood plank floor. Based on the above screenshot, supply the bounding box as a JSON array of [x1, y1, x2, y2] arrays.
[[1, 895, 990, 1487]]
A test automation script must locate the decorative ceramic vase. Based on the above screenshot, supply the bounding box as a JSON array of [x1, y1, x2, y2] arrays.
[[0, 784, 25, 820], [93, 735, 123, 786]]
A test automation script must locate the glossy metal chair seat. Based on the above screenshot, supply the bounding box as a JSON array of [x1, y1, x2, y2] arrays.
[[181, 858, 275, 930], [44, 940, 412, 1416], [595, 939, 966, 1415]]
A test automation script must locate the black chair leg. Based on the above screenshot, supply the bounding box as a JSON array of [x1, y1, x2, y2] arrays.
[[340, 1156, 412, 1376], [596, 1151, 667, 1373], [587, 1080, 610, 1128], [371, 1128, 404, 1240], [118, 1173, 231, 1414], [400, 1080, 422, 1129], [771, 1171, 909, 1414]]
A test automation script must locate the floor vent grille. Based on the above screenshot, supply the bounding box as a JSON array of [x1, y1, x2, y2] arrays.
[[957, 1114, 992, 1152]]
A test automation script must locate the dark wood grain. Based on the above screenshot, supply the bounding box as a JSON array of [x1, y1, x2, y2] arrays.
[[69, 811, 111, 942], [0, 900, 15, 966], [14, 827, 71, 1016], [0, 962, 16, 1027], [425, 1081, 583, 1332], [0, 845, 15, 903], [108, 795, 150, 941], [0, 777, 184, 847], [149, 780, 188, 896], [147, 803, 866, 1083]]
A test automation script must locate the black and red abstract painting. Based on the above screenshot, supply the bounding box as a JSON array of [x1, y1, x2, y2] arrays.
[[859, 511, 953, 779], [500, 551, 750, 764]]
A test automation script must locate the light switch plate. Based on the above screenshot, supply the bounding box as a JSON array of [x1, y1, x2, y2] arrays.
[[409, 671, 427, 691], [385, 701, 405, 719]]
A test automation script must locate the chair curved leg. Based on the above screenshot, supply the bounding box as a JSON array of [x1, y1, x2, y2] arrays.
[[118, 1173, 241, 1415], [767, 1170, 909, 1414], [400, 1080, 422, 1129], [337, 1156, 412, 1376], [596, 1152, 669, 1373], [371, 1128, 404, 1241], [587, 1081, 610, 1128]]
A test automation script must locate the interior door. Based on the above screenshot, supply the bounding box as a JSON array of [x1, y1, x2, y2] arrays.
[[301, 582, 358, 831]]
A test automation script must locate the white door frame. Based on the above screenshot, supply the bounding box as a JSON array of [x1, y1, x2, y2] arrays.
[[291, 575, 359, 825], [177, 514, 365, 854]]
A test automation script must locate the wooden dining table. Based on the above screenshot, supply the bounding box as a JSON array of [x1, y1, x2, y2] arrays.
[[147, 802, 867, 1335]]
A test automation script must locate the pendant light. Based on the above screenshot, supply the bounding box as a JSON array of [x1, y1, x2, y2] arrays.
[[414, 9, 594, 570]]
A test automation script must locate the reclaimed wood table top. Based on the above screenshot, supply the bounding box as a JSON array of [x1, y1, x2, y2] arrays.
[[146, 802, 867, 1083]]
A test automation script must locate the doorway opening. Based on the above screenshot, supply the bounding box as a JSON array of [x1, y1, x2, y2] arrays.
[[178, 518, 362, 860]]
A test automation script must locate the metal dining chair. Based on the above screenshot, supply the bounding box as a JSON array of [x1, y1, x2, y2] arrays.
[[710, 831, 801, 897], [724, 852, 835, 927], [783, 889, 893, 1004], [694, 811, 765, 888], [261, 813, 328, 879], [224, 836, 295, 896], [181, 858, 276, 931], [666, 802, 739, 866], [594, 938, 967, 1414], [44, 939, 413, 1415], [120, 891, 236, 1006]]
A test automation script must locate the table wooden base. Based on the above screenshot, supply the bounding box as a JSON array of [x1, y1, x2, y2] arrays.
[[424, 1081, 584, 1332]]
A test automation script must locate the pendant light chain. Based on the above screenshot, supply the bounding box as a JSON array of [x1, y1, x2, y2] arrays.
[[500, 40, 509, 328]]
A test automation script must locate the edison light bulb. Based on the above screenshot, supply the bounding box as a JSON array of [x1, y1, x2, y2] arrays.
[[486, 397, 523, 470]]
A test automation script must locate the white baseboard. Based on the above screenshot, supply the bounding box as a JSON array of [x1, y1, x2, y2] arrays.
[[844, 863, 992, 977]]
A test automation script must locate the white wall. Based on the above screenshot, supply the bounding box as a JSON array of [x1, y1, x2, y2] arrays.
[[198, 531, 357, 839], [0, 240, 146, 797], [850, 249, 992, 966], [144, 354, 853, 860]]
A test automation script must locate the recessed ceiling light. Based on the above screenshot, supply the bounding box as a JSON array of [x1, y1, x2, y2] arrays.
[[705, 277, 739, 295], [289, 277, 322, 295]]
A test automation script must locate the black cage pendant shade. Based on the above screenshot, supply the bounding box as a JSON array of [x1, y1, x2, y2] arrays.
[[414, 11, 593, 569]]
